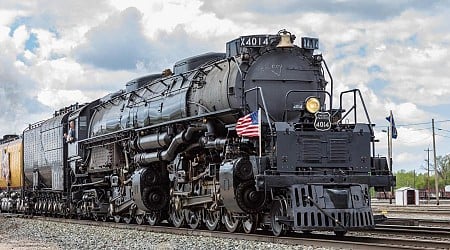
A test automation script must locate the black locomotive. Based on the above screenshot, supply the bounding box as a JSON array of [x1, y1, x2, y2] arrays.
[[4, 30, 394, 236]]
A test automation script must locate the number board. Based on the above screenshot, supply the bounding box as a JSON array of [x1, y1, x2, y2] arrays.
[[240, 35, 269, 47], [301, 37, 319, 50], [314, 112, 331, 131]]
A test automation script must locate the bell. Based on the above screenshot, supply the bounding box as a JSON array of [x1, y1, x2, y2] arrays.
[[276, 30, 294, 48]]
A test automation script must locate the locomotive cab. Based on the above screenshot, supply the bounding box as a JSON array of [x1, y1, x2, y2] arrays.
[[67, 101, 98, 160]]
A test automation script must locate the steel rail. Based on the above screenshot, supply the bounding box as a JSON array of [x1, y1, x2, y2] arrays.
[[374, 224, 450, 239]]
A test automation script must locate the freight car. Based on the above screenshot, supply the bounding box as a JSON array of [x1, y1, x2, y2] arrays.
[[0, 135, 23, 212], [1, 30, 394, 236]]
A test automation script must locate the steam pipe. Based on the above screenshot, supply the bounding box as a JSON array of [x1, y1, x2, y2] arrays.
[[131, 132, 171, 152], [201, 137, 227, 149], [134, 126, 205, 164]]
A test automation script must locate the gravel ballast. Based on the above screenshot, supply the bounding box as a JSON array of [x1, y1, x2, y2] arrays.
[[0, 217, 333, 250]]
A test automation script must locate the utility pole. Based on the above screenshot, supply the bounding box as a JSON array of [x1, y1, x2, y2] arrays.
[[388, 111, 394, 204], [425, 148, 431, 204], [432, 118, 440, 205]]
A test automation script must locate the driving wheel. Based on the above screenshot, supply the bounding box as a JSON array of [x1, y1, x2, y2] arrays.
[[146, 211, 162, 226], [205, 209, 221, 231], [223, 211, 240, 233], [270, 197, 288, 236]]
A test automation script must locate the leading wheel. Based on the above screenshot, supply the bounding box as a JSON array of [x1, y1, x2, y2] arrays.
[[242, 214, 258, 234], [204, 210, 221, 231], [223, 211, 240, 233], [114, 215, 121, 223], [270, 197, 288, 236]]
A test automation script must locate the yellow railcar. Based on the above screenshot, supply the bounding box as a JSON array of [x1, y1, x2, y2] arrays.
[[0, 136, 23, 190]]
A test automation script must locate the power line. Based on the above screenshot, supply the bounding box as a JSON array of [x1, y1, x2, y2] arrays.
[[435, 133, 450, 139], [406, 127, 432, 132], [401, 137, 433, 144], [437, 128, 450, 133], [396, 121, 431, 127], [435, 119, 450, 124], [378, 126, 431, 132], [396, 119, 450, 127]]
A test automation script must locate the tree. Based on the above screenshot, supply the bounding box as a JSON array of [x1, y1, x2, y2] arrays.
[[395, 170, 414, 188], [394, 170, 429, 190], [436, 154, 450, 186]]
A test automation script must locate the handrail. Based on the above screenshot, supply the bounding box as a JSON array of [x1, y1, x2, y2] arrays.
[[335, 89, 375, 157], [322, 59, 333, 111], [283, 90, 331, 122], [336, 89, 373, 128]]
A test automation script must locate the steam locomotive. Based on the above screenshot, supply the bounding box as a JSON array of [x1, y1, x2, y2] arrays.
[[0, 30, 394, 236]]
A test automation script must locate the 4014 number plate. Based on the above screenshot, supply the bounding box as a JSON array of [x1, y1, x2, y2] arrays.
[[314, 112, 331, 131], [240, 35, 269, 47]]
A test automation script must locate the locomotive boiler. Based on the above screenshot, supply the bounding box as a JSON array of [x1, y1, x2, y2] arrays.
[[4, 29, 394, 236]]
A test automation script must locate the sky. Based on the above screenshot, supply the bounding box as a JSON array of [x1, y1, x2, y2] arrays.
[[1, 0, 450, 173]]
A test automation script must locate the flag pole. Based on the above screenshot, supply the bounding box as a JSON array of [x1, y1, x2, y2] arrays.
[[258, 108, 262, 158], [389, 110, 393, 204]]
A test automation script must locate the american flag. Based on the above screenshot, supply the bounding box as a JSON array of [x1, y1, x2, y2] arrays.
[[385, 113, 398, 139], [236, 111, 259, 137]]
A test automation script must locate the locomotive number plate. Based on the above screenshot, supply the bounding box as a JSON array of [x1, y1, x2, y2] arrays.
[[240, 35, 269, 47], [314, 112, 331, 131]]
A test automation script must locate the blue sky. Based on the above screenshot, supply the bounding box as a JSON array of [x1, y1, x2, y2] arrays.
[[1, 0, 450, 173]]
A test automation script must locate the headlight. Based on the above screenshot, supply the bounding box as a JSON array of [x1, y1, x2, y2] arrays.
[[305, 97, 320, 113]]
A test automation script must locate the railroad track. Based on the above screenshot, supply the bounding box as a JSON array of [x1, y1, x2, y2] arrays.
[[374, 224, 450, 239], [372, 206, 450, 217], [374, 210, 450, 217], [7, 215, 447, 250], [382, 217, 450, 227]]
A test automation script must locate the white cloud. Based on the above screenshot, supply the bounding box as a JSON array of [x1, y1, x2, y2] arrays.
[[394, 151, 425, 170], [11, 25, 29, 50], [37, 89, 92, 109], [32, 28, 70, 59], [393, 103, 429, 123], [0, 9, 27, 26]]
